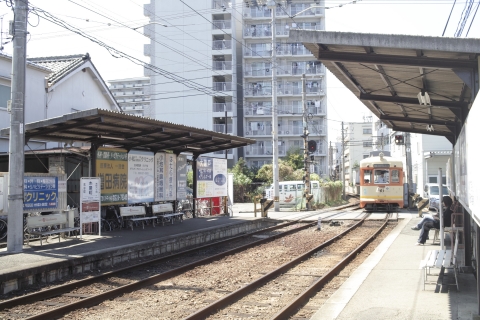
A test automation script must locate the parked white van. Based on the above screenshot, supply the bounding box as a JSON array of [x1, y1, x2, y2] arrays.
[[423, 183, 449, 210], [265, 180, 321, 206]]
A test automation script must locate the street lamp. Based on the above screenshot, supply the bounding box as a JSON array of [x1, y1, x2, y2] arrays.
[[132, 21, 168, 30]]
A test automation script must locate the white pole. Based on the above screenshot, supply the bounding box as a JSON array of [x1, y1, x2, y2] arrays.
[[269, 2, 280, 211], [438, 168, 444, 250]]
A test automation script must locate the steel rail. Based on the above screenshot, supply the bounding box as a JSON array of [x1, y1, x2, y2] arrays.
[[183, 212, 371, 320], [0, 219, 309, 311], [1, 204, 355, 311], [14, 220, 322, 320], [271, 215, 389, 319]]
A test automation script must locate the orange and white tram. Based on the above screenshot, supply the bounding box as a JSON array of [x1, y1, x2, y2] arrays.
[[359, 152, 404, 211]]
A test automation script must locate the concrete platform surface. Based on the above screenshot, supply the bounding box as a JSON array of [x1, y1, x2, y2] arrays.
[[312, 214, 478, 320]]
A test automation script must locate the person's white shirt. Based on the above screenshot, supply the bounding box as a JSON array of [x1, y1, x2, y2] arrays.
[[376, 175, 388, 183]]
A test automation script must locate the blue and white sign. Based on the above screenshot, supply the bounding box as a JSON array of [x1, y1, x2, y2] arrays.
[[196, 157, 227, 197], [24, 177, 58, 210]]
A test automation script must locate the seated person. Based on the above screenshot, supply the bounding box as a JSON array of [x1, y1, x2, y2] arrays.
[[415, 195, 453, 245], [375, 172, 388, 183]]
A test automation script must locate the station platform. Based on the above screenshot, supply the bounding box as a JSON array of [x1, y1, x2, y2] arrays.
[[0, 205, 478, 319]]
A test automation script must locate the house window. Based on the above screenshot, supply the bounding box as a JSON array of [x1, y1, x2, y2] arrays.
[[363, 128, 372, 134], [0, 85, 10, 109]]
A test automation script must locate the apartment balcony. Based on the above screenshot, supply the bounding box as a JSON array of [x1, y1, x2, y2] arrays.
[[243, 7, 272, 19], [212, 40, 232, 50], [244, 104, 272, 116], [245, 124, 272, 136], [244, 65, 272, 77], [213, 102, 233, 113], [278, 125, 303, 136], [212, 61, 232, 71], [212, 0, 231, 10], [213, 124, 233, 134], [245, 145, 287, 157], [309, 124, 327, 136], [244, 87, 272, 97], [277, 103, 326, 116], [212, 20, 232, 30], [213, 82, 233, 92]]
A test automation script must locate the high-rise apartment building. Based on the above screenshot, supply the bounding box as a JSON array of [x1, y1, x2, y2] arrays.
[[108, 77, 152, 117], [143, 0, 328, 174]]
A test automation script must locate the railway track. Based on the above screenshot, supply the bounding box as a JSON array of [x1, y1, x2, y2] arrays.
[[0, 208, 361, 319], [185, 214, 389, 319]]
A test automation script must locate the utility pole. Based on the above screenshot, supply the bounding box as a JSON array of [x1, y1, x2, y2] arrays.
[[302, 74, 310, 210], [405, 132, 414, 207], [329, 141, 332, 179], [266, 0, 280, 211], [7, 0, 28, 253], [341, 121, 346, 201], [224, 109, 227, 160]]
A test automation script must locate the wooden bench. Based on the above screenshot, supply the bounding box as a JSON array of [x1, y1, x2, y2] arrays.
[[419, 230, 459, 291], [119, 206, 157, 230], [26, 211, 80, 246], [152, 203, 183, 226]]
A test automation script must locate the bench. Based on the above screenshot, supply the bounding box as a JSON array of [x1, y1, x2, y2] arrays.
[[152, 203, 183, 226], [26, 211, 80, 246], [119, 206, 157, 230], [419, 230, 459, 291]]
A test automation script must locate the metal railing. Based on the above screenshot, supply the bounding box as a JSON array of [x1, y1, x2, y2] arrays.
[[213, 102, 233, 112], [212, 40, 232, 50], [245, 145, 287, 156], [213, 124, 233, 133], [244, 125, 272, 136], [212, 61, 232, 71], [212, 0, 231, 10], [212, 20, 231, 29], [244, 105, 272, 116], [213, 82, 233, 91]]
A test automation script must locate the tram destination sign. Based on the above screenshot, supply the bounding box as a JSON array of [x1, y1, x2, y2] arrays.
[[373, 164, 390, 168]]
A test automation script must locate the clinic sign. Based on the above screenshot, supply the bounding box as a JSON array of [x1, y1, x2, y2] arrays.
[[154, 153, 176, 201], [196, 157, 227, 197], [24, 177, 58, 210], [96, 147, 128, 205]]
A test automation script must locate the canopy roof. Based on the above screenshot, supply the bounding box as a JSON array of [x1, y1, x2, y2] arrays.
[[0, 109, 254, 155], [289, 30, 480, 144]]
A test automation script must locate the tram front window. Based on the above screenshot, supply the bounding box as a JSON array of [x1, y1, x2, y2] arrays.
[[374, 170, 389, 183], [363, 170, 372, 184]]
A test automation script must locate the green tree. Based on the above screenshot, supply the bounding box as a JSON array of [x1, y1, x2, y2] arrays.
[[187, 170, 193, 188], [285, 147, 304, 170], [256, 160, 294, 184], [229, 158, 253, 186]]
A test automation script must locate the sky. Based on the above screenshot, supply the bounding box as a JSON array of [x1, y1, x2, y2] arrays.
[[0, 0, 479, 142]]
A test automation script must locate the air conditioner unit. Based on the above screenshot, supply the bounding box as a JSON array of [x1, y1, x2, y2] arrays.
[[246, 131, 250, 135], [244, 13, 250, 18], [276, 32, 280, 35], [285, 131, 290, 134], [284, 31, 288, 35], [244, 32, 249, 36], [246, 151, 250, 155]]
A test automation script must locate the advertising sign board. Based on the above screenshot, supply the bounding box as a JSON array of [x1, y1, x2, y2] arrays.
[[23, 176, 58, 210], [96, 147, 128, 205], [80, 177, 101, 236], [177, 155, 188, 200], [128, 150, 154, 204], [196, 157, 227, 197]]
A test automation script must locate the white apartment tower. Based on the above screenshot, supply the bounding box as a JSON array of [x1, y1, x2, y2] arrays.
[[143, 0, 328, 173], [108, 77, 151, 117], [241, 0, 328, 176]]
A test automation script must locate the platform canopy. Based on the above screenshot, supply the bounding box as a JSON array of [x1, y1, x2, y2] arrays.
[[289, 30, 480, 144], [0, 108, 255, 155]]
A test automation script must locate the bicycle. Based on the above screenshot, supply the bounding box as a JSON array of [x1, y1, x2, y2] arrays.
[[177, 199, 193, 219], [0, 217, 7, 241]]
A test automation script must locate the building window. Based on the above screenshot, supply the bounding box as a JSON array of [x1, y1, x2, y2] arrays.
[[0, 84, 10, 109], [363, 128, 372, 134]]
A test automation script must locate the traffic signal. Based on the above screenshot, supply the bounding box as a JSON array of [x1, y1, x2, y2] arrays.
[[394, 135, 404, 145], [308, 140, 317, 153]]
